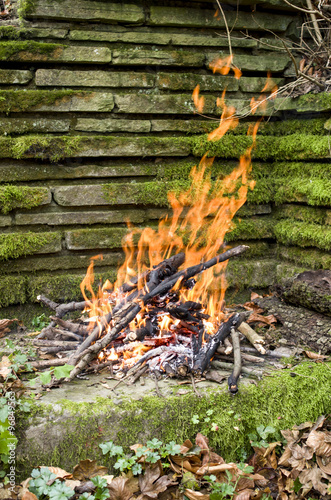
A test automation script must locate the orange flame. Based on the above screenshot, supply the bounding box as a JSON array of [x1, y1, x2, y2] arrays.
[[192, 84, 205, 113]]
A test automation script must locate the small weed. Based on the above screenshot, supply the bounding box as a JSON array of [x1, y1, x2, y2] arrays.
[[31, 314, 48, 331]]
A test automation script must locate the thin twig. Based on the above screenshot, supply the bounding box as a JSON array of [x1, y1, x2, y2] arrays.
[[190, 373, 202, 397], [215, 0, 232, 57]]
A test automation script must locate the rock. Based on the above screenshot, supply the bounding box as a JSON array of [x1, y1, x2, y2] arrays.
[[156, 72, 239, 91], [114, 94, 215, 114], [16, 208, 146, 225], [275, 92, 331, 113], [65, 227, 128, 250], [24, 0, 145, 24], [36, 69, 155, 87], [207, 53, 291, 72], [74, 118, 151, 133], [279, 270, 331, 316], [0, 117, 70, 134], [36, 92, 114, 112], [112, 48, 204, 66], [149, 6, 293, 31], [0, 216, 11, 227], [0, 69, 32, 84], [7, 46, 112, 64], [70, 30, 172, 45], [239, 76, 284, 93]]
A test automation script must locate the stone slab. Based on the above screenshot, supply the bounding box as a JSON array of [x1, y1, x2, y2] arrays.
[[239, 77, 284, 93], [0, 276, 26, 307], [149, 6, 294, 31], [34, 233, 63, 254], [156, 72, 239, 91], [151, 119, 214, 133], [0, 216, 11, 227], [216, 98, 275, 116], [0, 118, 70, 134], [17, 208, 146, 225], [22, 28, 69, 39], [207, 53, 290, 72], [35, 92, 114, 112], [112, 48, 204, 66], [0, 252, 123, 274], [275, 92, 331, 112], [74, 118, 151, 133], [36, 69, 154, 88], [65, 227, 128, 250], [7, 45, 112, 64], [25, 0, 145, 24], [0, 69, 32, 85], [114, 94, 215, 114]]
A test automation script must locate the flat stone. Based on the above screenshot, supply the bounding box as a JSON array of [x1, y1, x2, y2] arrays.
[[0, 276, 26, 308], [151, 120, 215, 133], [24, 28, 68, 39], [36, 69, 154, 87], [74, 118, 151, 133], [25, 0, 145, 24], [237, 204, 272, 216], [275, 92, 331, 112], [0, 69, 32, 85], [35, 92, 114, 112], [156, 72, 239, 91], [114, 94, 215, 114], [216, 98, 275, 116], [54, 46, 112, 64], [0, 118, 70, 134], [0, 162, 156, 182], [53, 185, 113, 207], [65, 227, 128, 250], [207, 53, 291, 72], [239, 77, 284, 93], [70, 30, 172, 45], [17, 208, 146, 225], [149, 6, 294, 31], [112, 48, 204, 66], [0, 253, 123, 274], [259, 37, 294, 51], [170, 33, 257, 47], [34, 233, 62, 254], [0, 216, 11, 227], [226, 259, 278, 288]]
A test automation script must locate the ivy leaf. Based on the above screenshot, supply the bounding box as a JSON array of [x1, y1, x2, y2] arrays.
[[53, 364, 74, 380], [39, 371, 52, 385]]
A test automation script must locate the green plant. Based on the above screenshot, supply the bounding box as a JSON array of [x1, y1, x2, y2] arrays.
[[248, 425, 277, 448], [29, 364, 74, 386], [204, 463, 254, 499], [31, 314, 48, 331], [29, 467, 75, 500], [90, 476, 110, 500]]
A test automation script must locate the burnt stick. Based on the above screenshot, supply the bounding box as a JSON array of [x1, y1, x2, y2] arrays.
[[50, 316, 88, 337], [47, 324, 84, 342], [227, 328, 241, 394]]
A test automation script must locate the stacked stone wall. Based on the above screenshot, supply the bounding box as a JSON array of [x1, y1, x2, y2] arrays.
[[0, 0, 330, 316]]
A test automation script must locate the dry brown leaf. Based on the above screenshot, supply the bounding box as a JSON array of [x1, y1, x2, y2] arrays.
[[281, 429, 300, 445], [306, 430, 331, 457], [242, 302, 264, 314], [137, 465, 176, 500], [40, 467, 72, 479], [22, 493, 38, 500], [0, 356, 12, 379], [108, 476, 139, 500], [250, 292, 262, 300], [278, 446, 292, 467], [64, 480, 81, 490], [196, 462, 237, 476], [316, 455, 331, 476], [195, 433, 209, 466], [234, 488, 254, 500], [304, 350, 328, 360], [299, 465, 328, 496], [247, 313, 277, 325], [72, 459, 108, 480], [184, 489, 210, 500], [0, 318, 19, 337]]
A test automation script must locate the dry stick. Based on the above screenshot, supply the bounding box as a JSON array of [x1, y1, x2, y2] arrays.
[[50, 316, 87, 337], [65, 246, 248, 382], [30, 358, 69, 370], [47, 324, 84, 342], [211, 360, 263, 378], [227, 328, 241, 394], [238, 322, 266, 355], [34, 340, 79, 348], [37, 295, 88, 339], [190, 373, 202, 398]]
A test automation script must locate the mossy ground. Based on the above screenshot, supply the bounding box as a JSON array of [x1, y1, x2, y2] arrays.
[[16, 361, 331, 480]]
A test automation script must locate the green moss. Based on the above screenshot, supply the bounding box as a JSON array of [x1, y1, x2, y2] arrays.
[[15, 361, 331, 479], [277, 245, 331, 270], [0, 185, 48, 214], [18, 0, 36, 18], [68, 227, 129, 250], [226, 258, 277, 288], [191, 134, 331, 160], [0, 232, 58, 261], [274, 205, 328, 225], [298, 91, 331, 108], [0, 41, 64, 61], [0, 90, 82, 114], [0, 303, 52, 326], [0, 135, 82, 161], [28, 270, 117, 303], [226, 217, 274, 241], [0, 275, 26, 307], [0, 26, 23, 40], [274, 220, 331, 251], [231, 118, 328, 137]]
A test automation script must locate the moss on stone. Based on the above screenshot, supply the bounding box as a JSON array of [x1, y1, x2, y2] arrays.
[[226, 258, 277, 288], [0, 302, 52, 326], [274, 205, 328, 225], [0, 135, 82, 161], [274, 220, 331, 251], [0, 275, 26, 307], [18, 0, 36, 18], [0, 232, 58, 261], [230, 118, 328, 137], [0, 185, 49, 214], [226, 217, 274, 241], [0, 41, 64, 61], [15, 361, 331, 479], [277, 245, 331, 270], [0, 90, 81, 114]]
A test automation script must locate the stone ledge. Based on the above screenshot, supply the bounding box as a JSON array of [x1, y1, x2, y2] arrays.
[[23, 0, 145, 24], [112, 48, 204, 66], [275, 92, 331, 112], [74, 118, 151, 133], [156, 72, 239, 91], [15, 208, 146, 225], [36, 69, 155, 88], [0, 117, 70, 134], [65, 227, 129, 250], [0, 69, 32, 85], [207, 53, 290, 72], [114, 94, 215, 114], [5, 45, 112, 64], [149, 6, 294, 31]]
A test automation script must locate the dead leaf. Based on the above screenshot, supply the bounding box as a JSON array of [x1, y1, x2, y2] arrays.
[[0, 318, 19, 337], [64, 480, 81, 490], [316, 455, 331, 476], [72, 459, 108, 480], [0, 356, 12, 379], [242, 302, 264, 314], [304, 351, 328, 360], [40, 467, 72, 479], [247, 313, 277, 325], [137, 465, 176, 499], [22, 493, 38, 500], [108, 476, 139, 500], [250, 292, 262, 300], [195, 433, 209, 466], [299, 465, 328, 496], [306, 430, 331, 457], [195, 462, 237, 476], [234, 488, 254, 500], [184, 490, 210, 500]]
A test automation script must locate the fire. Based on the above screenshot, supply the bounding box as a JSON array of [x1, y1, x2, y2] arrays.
[[80, 58, 278, 366]]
